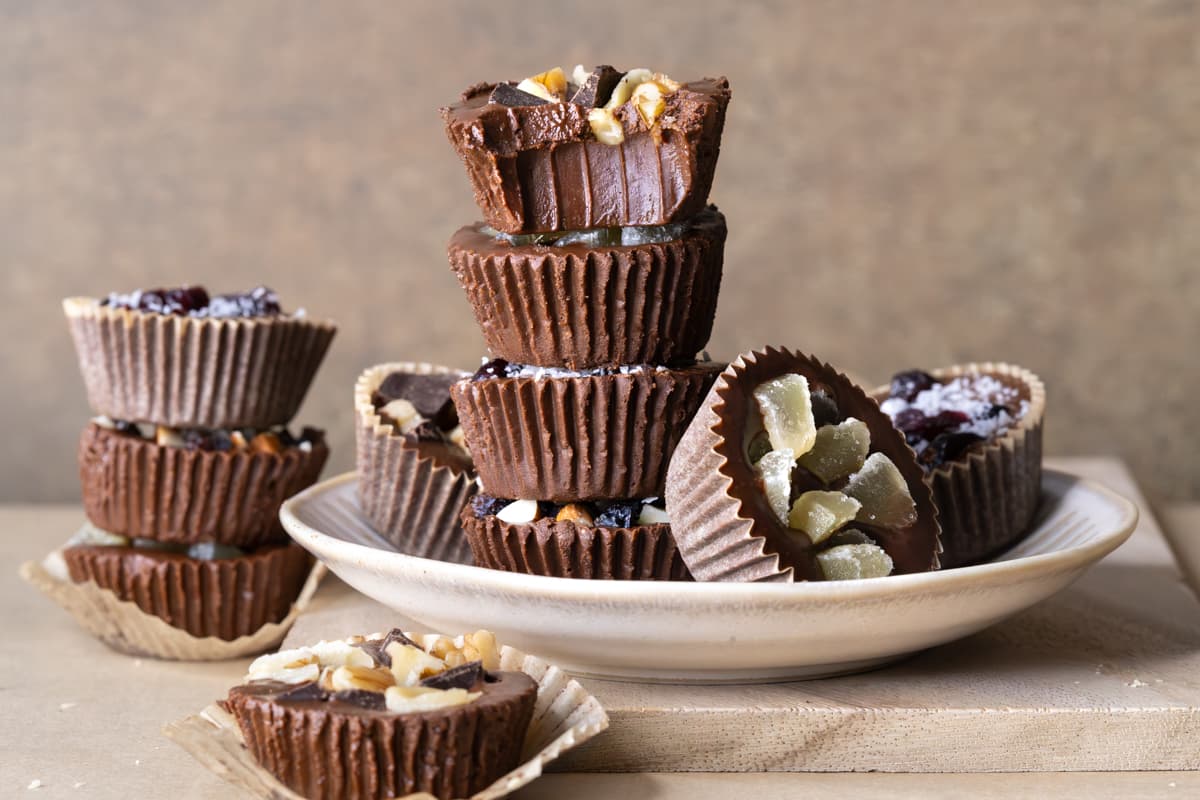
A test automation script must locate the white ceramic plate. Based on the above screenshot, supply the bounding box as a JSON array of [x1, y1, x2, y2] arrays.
[[280, 469, 1137, 683]]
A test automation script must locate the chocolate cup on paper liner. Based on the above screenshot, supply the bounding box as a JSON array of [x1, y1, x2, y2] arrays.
[[461, 506, 693, 581], [355, 362, 476, 564], [450, 362, 723, 502], [871, 362, 1046, 569], [448, 207, 726, 370], [63, 297, 336, 428], [441, 77, 731, 234], [665, 347, 941, 583], [78, 422, 328, 548], [164, 639, 610, 800], [19, 538, 324, 660]]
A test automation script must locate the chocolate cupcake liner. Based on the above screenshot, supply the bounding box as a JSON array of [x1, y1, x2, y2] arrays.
[[19, 531, 325, 660], [448, 207, 726, 369], [63, 297, 336, 428], [873, 362, 1046, 568], [451, 363, 722, 502], [665, 347, 941, 583], [165, 637, 609, 800], [356, 362, 476, 564], [78, 422, 328, 548], [461, 506, 692, 581]]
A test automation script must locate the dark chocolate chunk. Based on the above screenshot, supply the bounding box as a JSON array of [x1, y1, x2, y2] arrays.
[[537, 500, 562, 519], [420, 660, 484, 691], [889, 370, 938, 403], [569, 65, 622, 107], [112, 419, 141, 437], [595, 500, 638, 528], [374, 372, 460, 430], [489, 82, 549, 107], [331, 689, 386, 711], [472, 358, 515, 381], [275, 681, 330, 703], [919, 431, 986, 469], [811, 390, 840, 428], [472, 494, 510, 518], [356, 628, 422, 667], [407, 420, 448, 443]]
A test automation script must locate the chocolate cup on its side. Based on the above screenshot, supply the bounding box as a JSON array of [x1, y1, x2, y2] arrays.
[[61, 543, 312, 641], [451, 362, 722, 502], [63, 297, 336, 429], [355, 363, 477, 564], [665, 347, 941, 583], [440, 78, 731, 234], [461, 505, 693, 581], [449, 207, 726, 370], [872, 363, 1046, 569], [78, 423, 328, 548], [224, 671, 538, 800]]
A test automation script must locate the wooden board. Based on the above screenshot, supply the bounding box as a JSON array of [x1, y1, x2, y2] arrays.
[[284, 457, 1200, 774]]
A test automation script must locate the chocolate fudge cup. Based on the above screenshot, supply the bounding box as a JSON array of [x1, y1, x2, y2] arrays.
[[63, 296, 336, 429], [449, 206, 726, 369], [461, 506, 692, 581], [441, 77, 731, 234], [872, 363, 1046, 568], [78, 422, 328, 548], [451, 361, 723, 502], [61, 541, 313, 641], [355, 363, 476, 564], [665, 347, 941, 583]]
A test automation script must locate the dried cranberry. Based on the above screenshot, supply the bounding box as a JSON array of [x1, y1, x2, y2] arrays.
[[472, 358, 513, 381], [182, 429, 215, 451], [919, 432, 985, 469], [596, 501, 638, 528], [892, 408, 927, 443], [889, 370, 938, 402], [471, 494, 509, 518], [112, 420, 141, 437], [920, 410, 971, 440]]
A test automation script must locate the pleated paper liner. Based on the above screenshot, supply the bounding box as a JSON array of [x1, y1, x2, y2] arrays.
[[448, 206, 726, 370], [63, 297, 336, 429], [665, 347, 941, 583], [355, 362, 476, 564], [461, 507, 693, 581], [871, 362, 1046, 569], [164, 638, 610, 800], [79, 422, 329, 548], [451, 362, 722, 502], [19, 531, 325, 660]]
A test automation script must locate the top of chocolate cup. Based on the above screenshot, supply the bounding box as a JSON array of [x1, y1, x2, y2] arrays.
[[64, 296, 336, 428], [666, 347, 941, 582]]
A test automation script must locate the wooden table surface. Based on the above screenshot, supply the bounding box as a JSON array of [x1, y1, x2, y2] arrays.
[[4, 470, 1200, 798]]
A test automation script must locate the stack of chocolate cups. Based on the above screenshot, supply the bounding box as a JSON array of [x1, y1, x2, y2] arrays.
[[440, 65, 732, 580], [58, 290, 335, 654]]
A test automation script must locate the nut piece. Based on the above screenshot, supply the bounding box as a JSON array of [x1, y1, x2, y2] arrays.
[[516, 67, 567, 103], [381, 398, 422, 433], [249, 431, 283, 454], [788, 490, 862, 545], [229, 430, 249, 450], [496, 498, 540, 524], [753, 374, 817, 456], [605, 68, 654, 109], [308, 639, 376, 669], [246, 650, 320, 684], [463, 630, 500, 671], [797, 418, 871, 483], [631, 80, 667, 126], [587, 107, 624, 145], [817, 543, 895, 580], [330, 665, 395, 693], [637, 503, 670, 525], [843, 452, 918, 528], [755, 448, 796, 525], [155, 426, 184, 449], [556, 503, 595, 527], [384, 686, 480, 714], [387, 642, 446, 687]]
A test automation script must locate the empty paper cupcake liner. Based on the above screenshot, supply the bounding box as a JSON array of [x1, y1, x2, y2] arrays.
[[164, 637, 609, 800], [78, 422, 328, 548], [448, 206, 726, 369], [355, 362, 476, 564], [64, 297, 336, 428]]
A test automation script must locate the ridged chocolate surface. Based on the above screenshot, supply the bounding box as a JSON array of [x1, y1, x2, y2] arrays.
[[355, 363, 476, 564], [448, 207, 726, 369], [62, 543, 312, 640], [441, 78, 731, 234], [450, 363, 722, 502], [63, 297, 336, 428], [78, 423, 328, 547], [224, 671, 538, 800], [461, 506, 692, 581]]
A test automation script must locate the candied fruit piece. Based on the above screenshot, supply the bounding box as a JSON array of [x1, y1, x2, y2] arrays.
[[843, 453, 918, 528], [753, 374, 816, 456], [787, 490, 861, 545], [755, 448, 795, 525], [817, 543, 895, 580], [797, 418, 870, 484]]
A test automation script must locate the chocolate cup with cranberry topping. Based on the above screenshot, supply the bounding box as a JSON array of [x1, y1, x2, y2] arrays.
[[78, 422, 328, 548], [665, 347, 941, 583], [62, 542, 312, 641], [223, 670, 537, 800], [449, 206, 726, 370], [63, 296, 336, 429], [355, 363, 476, 564], [450, 361, 722, 502], [872, 363, 1045, 569], [441, 77, 730, 234], [461, 505, 692, 581]]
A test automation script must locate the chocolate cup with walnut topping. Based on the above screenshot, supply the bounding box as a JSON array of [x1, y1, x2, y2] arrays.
[[355, 363, 476, 564], [441, 75, 731, 234], [871, 363, 1045, 569], [78, 422, 328, 548], [448, 206, 726, 370], [665, 347, 941, 583], [63, 296, 336, 429]]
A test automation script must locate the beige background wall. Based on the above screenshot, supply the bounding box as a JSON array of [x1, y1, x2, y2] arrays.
[[1, 1, 1196, 504]]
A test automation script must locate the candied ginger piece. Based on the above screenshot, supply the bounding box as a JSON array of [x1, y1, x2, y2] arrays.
[[797, 418, 870, 483], [817, 543, 895, 580], [755, 449, 795, 524], [844, 452, 918, 528], [788, 490, 861, 544], [753, 374, 816, 456]]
